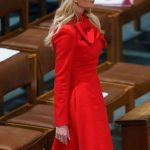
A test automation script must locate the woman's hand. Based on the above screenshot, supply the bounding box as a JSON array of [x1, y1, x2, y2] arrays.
[[55, 125, 70, 145]]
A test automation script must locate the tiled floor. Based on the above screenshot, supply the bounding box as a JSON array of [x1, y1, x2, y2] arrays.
[[1, 2, 150, 150]]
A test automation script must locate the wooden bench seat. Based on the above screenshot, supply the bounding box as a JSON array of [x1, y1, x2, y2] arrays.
[[37, 81, 134, 121], [116, 100, 150, 150]]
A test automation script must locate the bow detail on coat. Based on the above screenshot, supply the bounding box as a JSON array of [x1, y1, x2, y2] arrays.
[[74, 15, 106, 47]]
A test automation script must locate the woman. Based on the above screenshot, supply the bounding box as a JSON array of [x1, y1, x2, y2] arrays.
[[45, 0, 114, 149]]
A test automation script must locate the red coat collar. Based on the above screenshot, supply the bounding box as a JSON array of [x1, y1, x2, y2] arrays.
[[73, 15, 105, 45]]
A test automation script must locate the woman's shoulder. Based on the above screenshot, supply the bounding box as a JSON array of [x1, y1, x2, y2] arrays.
[[52, 21, 78, 47], [52, 22, 77, 40]]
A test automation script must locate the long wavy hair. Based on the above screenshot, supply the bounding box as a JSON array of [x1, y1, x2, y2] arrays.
[[45, 0, 102, 46]]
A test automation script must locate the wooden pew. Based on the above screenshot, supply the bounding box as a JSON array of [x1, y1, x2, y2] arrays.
[[0, 0, 28, 35], [0, 50, 55, 149], [116, 100, 150, 150], [37, 81, 135, 122], [93, 0, 150, 62], [29, 0, 47, 17], [0, 0, 55, 94]]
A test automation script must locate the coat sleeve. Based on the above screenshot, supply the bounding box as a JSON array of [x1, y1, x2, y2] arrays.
[[52, 27, 76, 126]]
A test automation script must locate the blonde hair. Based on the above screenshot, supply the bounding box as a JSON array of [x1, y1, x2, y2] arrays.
[[45, 0, 102, 46]]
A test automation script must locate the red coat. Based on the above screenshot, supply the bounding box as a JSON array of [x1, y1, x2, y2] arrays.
[[51, 15, 114, 150]]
